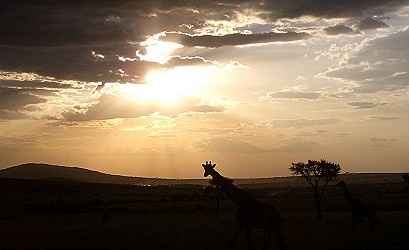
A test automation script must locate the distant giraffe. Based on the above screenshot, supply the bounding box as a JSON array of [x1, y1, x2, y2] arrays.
[[402, 173, 409, 186], [335, 180, 377, 230], [202, 161, 288, 249]]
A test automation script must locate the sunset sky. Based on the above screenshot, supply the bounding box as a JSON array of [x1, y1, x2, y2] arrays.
[[1, 0, 409, 178]]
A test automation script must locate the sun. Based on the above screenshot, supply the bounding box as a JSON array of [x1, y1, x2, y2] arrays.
[[120, 66, 215, 104]]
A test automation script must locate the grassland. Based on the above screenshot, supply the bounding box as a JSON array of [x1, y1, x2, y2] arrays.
[[0, 174, 408, 250]]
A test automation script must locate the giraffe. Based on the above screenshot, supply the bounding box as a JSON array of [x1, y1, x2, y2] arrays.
[[335, 180, 377, 230], [402, 173, 409, 186], [202, 161, 288, 250]]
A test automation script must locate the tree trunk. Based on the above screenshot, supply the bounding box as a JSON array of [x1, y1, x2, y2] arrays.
[[315, 197, 322, 220], [314, 188, 322, 220]]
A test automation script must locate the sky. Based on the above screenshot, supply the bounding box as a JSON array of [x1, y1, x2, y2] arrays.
[[1, 0, 409, 178]]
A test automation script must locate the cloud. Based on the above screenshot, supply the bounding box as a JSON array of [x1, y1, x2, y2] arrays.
[[1, 1, 408, 85], [357, 17, 389, 30], [0, 79, 74, 91], [193, 137, 321, 154], [261, 0, 409, 20], [0, 87, 47, 120], [369, 137, 393, 147], [161, 31, 311, 48], [0, 46, 162, 84], [369, 116, 400, 120], [270, 138, 322, 154], [193, 137, 267, 154], [370, 137, 388, 142], [269, 118, 341, 128], [60, 94, 226, 122], [268, 91, 321, 99], [347, 101, 377, 109], [324, 25, 360, 36], [321, 27, 409, 93], [163, 56, 248, 70]]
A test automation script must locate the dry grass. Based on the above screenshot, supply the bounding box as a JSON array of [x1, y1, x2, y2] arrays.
[[0, 177, 408, 249]]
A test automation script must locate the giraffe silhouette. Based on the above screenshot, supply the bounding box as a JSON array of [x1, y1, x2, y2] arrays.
[[402, 173, 409, 187], [202, 161, 288, 249], [335, 180, 377, 230]]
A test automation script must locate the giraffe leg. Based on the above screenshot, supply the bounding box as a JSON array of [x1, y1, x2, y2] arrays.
[[245, 227, 252, 250], [273, 228, 288, 250], [359, 217, 365, 231], [352, 216, 355, 232], [369, 217, 374, 229], [262, 228, 271, 250], [230, 225, 242, 249]]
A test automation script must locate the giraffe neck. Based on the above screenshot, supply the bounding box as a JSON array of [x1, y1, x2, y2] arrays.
[[341, 183, 353, 203], [209, 170, 242, 205]]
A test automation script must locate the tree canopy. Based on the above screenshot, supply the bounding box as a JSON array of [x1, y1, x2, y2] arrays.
[[290, 159, 341, 185], [289, 159, 341, 220]]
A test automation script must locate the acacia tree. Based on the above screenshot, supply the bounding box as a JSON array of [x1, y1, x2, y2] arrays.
[[290, 159, 341, 220]]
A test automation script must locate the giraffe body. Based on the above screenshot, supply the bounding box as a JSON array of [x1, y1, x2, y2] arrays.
[[203, 161, 287, 249], [335, 180, 377, 230]]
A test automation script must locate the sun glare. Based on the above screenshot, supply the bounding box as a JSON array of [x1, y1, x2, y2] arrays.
[[136, 36, 183, 64], [120, 66, 214, 104], [131, 34, 220, 104]]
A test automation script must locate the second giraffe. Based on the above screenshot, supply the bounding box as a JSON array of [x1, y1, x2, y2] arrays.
[[335, 180, 377, 230], [202, 161, 288, 249]]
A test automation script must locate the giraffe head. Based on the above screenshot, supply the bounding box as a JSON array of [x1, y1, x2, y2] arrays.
[[202, 161, 216, 177]]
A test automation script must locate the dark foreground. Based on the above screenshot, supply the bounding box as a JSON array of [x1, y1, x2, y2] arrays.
[[1, 175, 408, 250]]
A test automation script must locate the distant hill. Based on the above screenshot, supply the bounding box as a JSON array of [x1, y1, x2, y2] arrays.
[[0, 163, 404, 186], [0, 163, 182, 185]]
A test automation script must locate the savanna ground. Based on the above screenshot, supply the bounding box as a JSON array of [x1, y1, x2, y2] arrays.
[[0, 174, 408, 250]]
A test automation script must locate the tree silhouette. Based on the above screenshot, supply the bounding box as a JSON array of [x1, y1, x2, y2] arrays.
[[290, 159, 341, 220]]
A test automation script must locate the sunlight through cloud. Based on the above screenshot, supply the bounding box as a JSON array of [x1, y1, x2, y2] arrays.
[[136, 34, 183, 64], [118, 66, 214, 104]]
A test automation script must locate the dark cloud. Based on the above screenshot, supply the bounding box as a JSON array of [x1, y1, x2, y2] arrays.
[[0, 79, 74, 91], [164, 56, 216, 68], [162, 31, 311, 48], [357, 17, 389, 30], [0, 45, 161, 84], [3, 1, 407, 48], [324, 25, 360, 36], [0, 87, 46, 110], [0, 87, 47, 120], [268, 91, 320, 99], [262, 0, 409, 20], [1, 0, 408, 84], [0, 110, 30, 120]]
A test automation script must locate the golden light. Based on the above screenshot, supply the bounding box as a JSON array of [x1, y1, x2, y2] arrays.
[[136, 35, 183, 64], [130, 33, 221, 105], [120, 66, 215, 104]]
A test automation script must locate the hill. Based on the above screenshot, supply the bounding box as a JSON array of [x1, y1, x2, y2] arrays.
[[0, 163, 176, 185]]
